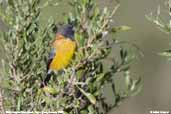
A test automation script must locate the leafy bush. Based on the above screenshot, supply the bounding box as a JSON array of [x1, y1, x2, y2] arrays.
[[0, 0, 142, 113], [146, 0, 171, 33], [147, 0, 171, 60]]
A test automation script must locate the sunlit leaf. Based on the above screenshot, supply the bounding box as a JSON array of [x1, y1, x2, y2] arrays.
[[42, 86, 58, 95], [77, 86, 96, 105], [159, 50, 171, 57]]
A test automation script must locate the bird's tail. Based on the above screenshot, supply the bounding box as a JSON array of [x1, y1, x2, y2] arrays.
[[40, 71, 52, 88]]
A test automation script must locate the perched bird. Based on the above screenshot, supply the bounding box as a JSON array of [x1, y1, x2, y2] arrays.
[[41, 24, 76, 87]]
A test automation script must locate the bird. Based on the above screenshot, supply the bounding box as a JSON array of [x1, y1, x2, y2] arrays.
[[41, 24, 76, 87]]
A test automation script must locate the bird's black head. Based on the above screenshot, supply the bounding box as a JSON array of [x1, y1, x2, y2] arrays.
[[58, 24, 75, 40]]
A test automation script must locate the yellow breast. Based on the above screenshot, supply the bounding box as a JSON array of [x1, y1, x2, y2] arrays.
[[49, 38, 76, 70]]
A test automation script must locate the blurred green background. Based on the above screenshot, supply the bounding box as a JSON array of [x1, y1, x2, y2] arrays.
[[1, 0, 171, 114]]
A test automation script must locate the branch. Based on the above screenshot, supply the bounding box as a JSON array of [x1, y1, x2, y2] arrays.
[[0, 89, 5, 114]]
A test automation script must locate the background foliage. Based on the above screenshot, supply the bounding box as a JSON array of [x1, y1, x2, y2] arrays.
[[147, 0, 171, 60], [111, 0, 171, 113], [0, 0, 142, 113]]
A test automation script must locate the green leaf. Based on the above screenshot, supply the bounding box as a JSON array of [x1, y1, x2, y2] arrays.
[[17, 97, 21, 111], [42, 86, 58, 95], [125, 71, 133, 90], [130, 81, 143, 96], [88, 105, 96, 114], [77, 86, 96, 105], [159, 50, 171, 57], [80, 110, 88, 114], [118, 26, 132, 31], [111, 26, 131, 33]]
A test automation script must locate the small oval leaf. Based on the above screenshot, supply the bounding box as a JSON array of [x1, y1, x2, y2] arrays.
[[42, 86, 57, 95]]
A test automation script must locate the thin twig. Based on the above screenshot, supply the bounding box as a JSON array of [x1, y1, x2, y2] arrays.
[[87, 3, 120, 46], [65, 69, 76, 95], [110, 3, 120, 18], [0, 89, 5, 114]]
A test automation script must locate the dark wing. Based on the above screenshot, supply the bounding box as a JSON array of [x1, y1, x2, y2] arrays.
[[41, 48, 56, 87], [47, 48, 56, 72]]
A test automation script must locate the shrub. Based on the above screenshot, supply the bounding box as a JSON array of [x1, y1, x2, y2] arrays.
[[0, 0, 142, 113]]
